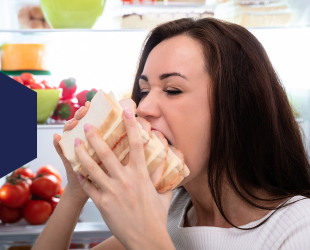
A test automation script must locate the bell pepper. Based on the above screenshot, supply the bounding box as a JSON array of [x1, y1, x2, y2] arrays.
[[41, 80, 55, 89], [59, 77, 77, 100], [20, 73, 35, 86], [76, 88, 98, 106], [54, 99, 80, 121], [51, 110, 59, 121], [29, 82, 45, 89], [12, 76, 24, 84]]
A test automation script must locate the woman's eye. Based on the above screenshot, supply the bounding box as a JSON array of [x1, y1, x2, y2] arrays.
[[138, 89, 182, 99], [164, 89, 182, 96], [138, 91, 149, 99]]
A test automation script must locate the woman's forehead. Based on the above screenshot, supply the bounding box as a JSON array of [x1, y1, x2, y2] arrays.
[[143, 35, 205, 77]]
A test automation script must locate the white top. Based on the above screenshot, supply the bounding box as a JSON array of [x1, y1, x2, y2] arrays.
[[167, 188, 310, 250]]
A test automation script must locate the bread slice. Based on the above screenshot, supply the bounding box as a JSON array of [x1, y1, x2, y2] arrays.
[[170, 176, 184, 190], [155, 142, 186, 193], [166, 145, 189, 191], [95, 99, 150, 172], [169, 145, 190, 178], [146, 131, 168, 176], [59, 90, 122, 172], [148, 131, 168, 187], [112, 116, 151, 163], [121, 130, 168, 187], [59, 90, 190, 192]]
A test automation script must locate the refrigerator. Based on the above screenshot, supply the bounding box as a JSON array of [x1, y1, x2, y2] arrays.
[[0, 0, 309, 248]]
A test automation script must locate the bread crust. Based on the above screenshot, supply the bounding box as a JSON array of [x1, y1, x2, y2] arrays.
[[59, 90, 190, 193]]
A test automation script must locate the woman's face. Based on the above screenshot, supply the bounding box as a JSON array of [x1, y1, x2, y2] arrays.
[[136, 35, 212, 186]]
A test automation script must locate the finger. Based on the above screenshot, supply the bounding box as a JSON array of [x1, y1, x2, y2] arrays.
[[63, 118, 78, 132], [53, 133, 75, 175], [160, 190, 174, 214], [74, 106, 89, 120], [85, 101, 91, 108], [83, 124, 123, 178], [74, 137, 110, 189], [123, 108, 146, 170], [77, 174, 101, 203]]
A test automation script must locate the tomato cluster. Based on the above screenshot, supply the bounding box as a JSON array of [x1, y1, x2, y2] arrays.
[[68, 242, 101, 249], [0, 165, 64, 225], [12, 73, 57, 90]]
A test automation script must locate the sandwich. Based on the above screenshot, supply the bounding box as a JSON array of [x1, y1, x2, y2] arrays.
[[59, 90, 190, 193]]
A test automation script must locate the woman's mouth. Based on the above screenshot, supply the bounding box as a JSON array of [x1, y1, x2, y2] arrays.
[[151, 128, 172, 145]]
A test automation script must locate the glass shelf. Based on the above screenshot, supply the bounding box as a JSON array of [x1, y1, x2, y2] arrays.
[[1, 0, 309, 30]]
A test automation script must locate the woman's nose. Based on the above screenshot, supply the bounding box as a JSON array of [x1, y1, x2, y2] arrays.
[[136, 92, 161, 119]]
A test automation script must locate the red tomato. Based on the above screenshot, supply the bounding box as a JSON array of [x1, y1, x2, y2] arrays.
[[69, 243, 85, 249], [89, 242, 101, 248], [0, 180, 30, 208], [49, 196, 60, 212], [20, 73, 35, 86], [11, 167, 35, 179], [29, 82, 45, 89], [31, 175, 59, 200], [12, 76, 24, 84], [20, 177, 32, 187], [37, 165, 62, 193], [22, 200, 52, 225], [57, 187, 64, 196], [37, 165, 62, 182], [0, 200, 23, 224], [41, 80, 54, 89]]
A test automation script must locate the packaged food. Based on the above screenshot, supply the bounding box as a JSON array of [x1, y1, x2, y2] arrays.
[[1, 44, 48, 71], [167, 0, 206, 3], [16, 1, 51, 29], [59, 90, 190, 192], [1, 241, 32, 250], [215, 0, 292, 28]]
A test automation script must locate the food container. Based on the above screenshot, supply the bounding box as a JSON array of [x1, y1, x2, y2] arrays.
[[166, 0, 206, 3], [35, 88, 62, 124], [40, 0, 106, 29], [0, 71, 60, 123], [1, 241, 32, 250], [214, 0, 292, 28], [114, 3, 214, 30], [122, 0, 208, 4], [214, 0, 309, 28], [1, 44, 48, 71], [15, 0, 51, 29]]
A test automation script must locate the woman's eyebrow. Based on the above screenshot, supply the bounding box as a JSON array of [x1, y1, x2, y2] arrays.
[[138, 72, 187, 82], [138, 75, 148, 82], [160, 72, 188, 81]]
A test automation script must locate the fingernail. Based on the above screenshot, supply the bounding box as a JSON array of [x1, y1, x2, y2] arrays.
[[68, 118, 75, 124], [77, 107, 84, 113], [124, 108, 132, 119], [84, 123, 92, 132], [77, 174, 84, 182], [75, 138, 81, 146]]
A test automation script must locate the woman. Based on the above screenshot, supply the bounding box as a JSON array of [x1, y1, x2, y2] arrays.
[[33, 18, 310, 249]]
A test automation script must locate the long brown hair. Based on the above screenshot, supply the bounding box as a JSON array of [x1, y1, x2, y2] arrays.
[[131, 18, 310, 229]]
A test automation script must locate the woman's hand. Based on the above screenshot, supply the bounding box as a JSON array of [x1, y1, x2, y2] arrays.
[[74, 106, 174, 250], [53, 102, 91, 203]]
